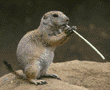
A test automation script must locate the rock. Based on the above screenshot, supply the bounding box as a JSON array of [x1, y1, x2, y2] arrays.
[[0, 70, 87, 90], [1, 60, 110, 90]]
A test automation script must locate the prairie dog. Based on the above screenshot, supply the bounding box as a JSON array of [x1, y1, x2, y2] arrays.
[[4, 11, 73, 85]]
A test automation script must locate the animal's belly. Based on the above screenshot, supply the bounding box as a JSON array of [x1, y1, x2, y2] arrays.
[[40, 48, 54, 66], [38, 48, 55, 76]]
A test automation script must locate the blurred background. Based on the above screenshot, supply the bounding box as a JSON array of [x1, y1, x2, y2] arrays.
[[0, 0, 110, 77]]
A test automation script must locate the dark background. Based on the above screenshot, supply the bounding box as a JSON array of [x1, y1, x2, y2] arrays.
[[0, 0, 110, 77]]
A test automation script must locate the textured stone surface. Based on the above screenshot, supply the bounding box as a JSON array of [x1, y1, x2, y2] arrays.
[[1, 60, 110, 90]]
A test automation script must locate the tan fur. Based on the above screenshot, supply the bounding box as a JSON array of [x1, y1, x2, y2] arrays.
[[15, 11, 71, 85]]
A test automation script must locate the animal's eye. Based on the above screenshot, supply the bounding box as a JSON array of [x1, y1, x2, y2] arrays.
[[53, 14, 58, 17]]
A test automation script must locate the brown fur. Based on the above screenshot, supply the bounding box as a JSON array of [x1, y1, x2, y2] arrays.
[[6, 11, 72, 85]]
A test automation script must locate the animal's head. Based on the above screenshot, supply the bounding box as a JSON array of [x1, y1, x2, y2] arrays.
[[40, 11, 69, 29]]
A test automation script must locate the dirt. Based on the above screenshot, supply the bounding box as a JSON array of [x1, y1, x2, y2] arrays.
[[0, 60, 110, 90]]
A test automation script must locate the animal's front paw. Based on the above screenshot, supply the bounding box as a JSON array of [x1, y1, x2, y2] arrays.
[[64, 25, 73, 36], [71, 26, 77, 31]]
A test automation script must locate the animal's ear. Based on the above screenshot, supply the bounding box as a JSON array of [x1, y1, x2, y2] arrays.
[[43, 14, 48, 19]]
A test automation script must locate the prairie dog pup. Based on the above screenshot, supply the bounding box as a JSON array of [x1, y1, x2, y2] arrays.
[[4, 11, 73, 85]]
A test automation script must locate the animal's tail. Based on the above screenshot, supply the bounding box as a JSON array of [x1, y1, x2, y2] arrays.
[[2, 60, 26, 79], [3, 60, 14, 72]]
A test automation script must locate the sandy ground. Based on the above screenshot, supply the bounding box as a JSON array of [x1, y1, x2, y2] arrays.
[[0, 60, 110, 90]]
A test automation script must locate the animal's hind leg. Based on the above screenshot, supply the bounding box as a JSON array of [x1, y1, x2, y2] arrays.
[[24, 61, 47, 85], [43, 73, 61, 80], [39, 65, 61, 80]]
